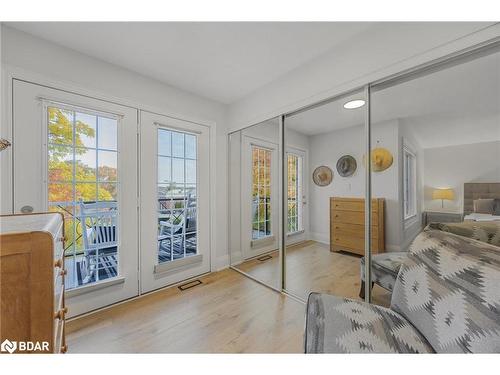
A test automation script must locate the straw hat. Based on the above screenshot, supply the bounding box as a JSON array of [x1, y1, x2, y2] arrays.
[[312, 166, 333, 186], [336, 155, 357, 177], [363, 147, 393, 172]]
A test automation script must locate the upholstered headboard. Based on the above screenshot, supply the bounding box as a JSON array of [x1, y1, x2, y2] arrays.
[[463, 183, 500, 215]]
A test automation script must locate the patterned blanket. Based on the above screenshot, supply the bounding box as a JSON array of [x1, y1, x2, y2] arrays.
[[427, 220, 500, 247]]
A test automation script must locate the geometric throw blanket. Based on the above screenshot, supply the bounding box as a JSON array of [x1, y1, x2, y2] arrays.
[[391, 229, 500, 353], [305, 293, 434, 353], [427, 221, 500, 247]]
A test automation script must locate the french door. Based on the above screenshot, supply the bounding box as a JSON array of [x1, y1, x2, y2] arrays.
[[139, 111, 210, 293], [12, 79, 139, 317], [240, 136, 279, 259]]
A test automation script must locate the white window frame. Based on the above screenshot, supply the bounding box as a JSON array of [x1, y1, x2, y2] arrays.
[[403, 143, 417, 221]]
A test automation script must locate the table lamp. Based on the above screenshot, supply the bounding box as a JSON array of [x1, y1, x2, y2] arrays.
[[432, 188, 455, 209]]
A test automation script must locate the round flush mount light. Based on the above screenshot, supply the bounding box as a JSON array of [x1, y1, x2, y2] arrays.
[[343, 99, 366, 109]]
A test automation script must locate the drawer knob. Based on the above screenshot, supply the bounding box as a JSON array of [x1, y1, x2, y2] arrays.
[[54, 259, 63, 268], [54, 307, 68, 320], [59, 269, 67, 276]]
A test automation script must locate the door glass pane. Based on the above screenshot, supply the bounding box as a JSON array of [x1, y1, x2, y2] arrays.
[[252, 146, 272, 240], [47, 106, 119, 290], [157, 128, 198, 264], [287, 153, 302, 234]]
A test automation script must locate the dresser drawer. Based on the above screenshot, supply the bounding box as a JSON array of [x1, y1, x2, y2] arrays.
[[331, 199, 379, 212], [332, 235, 380, 254], [332, 222, 378, 240], [331, 210, 379, 225]]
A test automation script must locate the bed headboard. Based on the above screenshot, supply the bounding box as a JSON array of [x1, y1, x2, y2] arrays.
[[463, 183, 500, 215]]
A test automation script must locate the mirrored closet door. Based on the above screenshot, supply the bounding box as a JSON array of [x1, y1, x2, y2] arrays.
[[228, 117, 283, 290], [369, 44, 500, 306], [283, 89, 370, 301]]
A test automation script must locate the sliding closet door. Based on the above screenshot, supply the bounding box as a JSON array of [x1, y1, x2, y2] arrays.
[[283, 89, 369, 301], [369, 45, 500, 306], [228, 118, 283, 291]]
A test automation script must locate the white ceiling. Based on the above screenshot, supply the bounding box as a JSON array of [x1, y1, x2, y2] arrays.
[[286, 50, 500, 148], [6, 22, 375, 104]]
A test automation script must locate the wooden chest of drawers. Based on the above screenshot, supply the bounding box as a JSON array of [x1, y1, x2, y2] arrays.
[[0, 213, 67, 354], [330, 197, 385, 256]]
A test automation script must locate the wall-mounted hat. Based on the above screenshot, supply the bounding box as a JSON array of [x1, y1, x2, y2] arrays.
[[336, 155, 357, 177], [363, 147, 393, 172], [312, 166, 333, 186]]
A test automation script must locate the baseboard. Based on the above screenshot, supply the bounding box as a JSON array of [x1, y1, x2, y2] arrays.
[[309, 232, 329, 245]]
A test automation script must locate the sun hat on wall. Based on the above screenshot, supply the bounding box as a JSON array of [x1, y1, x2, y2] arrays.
[[336, 155, 357, 177]]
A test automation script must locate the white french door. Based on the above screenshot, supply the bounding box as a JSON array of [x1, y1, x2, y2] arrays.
[[286, 147, 307, 245], [12, 79, 139, 317], [139, 111, 210, 293], [241, 136, 279, 259]]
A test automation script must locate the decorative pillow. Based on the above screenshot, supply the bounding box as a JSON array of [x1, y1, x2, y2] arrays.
[[473, 198, 495, 214]]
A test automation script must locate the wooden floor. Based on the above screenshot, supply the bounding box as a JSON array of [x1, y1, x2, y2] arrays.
[[66, 269, 306, 353], [236, 240, 391, 306], [67, 241, 391, 353]]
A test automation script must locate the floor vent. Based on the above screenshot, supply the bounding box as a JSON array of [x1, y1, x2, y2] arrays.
[[257, 255, 272, 262], [178, 279, 202, 291]]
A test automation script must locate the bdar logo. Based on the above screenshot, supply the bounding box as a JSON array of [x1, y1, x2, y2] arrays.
[[1, 339, 17, 353]]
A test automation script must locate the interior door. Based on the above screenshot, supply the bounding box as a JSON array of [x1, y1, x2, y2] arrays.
[[12, 79, 139, 317], [139, 110, 210, 293]]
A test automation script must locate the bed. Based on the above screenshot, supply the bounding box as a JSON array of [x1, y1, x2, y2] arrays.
[[463, 182, 500, 221]]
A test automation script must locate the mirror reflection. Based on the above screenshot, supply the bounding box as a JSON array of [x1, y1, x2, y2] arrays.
[[229, 118, 281, 290], [284, 90, 370, 301]]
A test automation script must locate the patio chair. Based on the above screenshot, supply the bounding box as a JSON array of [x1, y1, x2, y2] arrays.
[[158, 192, 197, 260], [79, 200, 118, 284]]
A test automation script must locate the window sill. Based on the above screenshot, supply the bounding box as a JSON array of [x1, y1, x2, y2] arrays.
[[66, 276, 125, 298], [154, 253, 203, 275], [287, 230, 304, 237], [251, 235, 275, 248]]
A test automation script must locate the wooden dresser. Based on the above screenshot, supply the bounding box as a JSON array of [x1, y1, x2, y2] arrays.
[[330, 197, 385, 256], [0, 213, 67, 354]]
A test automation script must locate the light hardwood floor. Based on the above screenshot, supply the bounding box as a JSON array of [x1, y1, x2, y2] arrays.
[[67, 241, 391, 353], [66, 269, 306, 353], [236, 240, 391, 306]]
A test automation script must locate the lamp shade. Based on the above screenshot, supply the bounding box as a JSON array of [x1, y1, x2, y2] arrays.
[[432, 188, 455, 201]]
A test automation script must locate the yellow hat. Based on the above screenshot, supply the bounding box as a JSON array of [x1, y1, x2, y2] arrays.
[[363, 147, 393, 172]]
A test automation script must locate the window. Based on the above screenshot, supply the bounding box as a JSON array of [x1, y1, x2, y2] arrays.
[[287, 153, 303, 234], [251, 146, 272, 240], [157, 128, 198, 263], [403, 145, 417, 220], [47, 106, 119, 289]]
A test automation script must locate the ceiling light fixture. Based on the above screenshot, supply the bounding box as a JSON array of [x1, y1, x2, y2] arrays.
[[343, 99, 365, 109]]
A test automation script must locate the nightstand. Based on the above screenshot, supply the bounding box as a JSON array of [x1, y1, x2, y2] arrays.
[[422, 211, 464, 226]]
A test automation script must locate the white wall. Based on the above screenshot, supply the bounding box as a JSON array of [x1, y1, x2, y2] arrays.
[[423, 140, 500, 213], [1, 25, 230, 269], [228, 23, 498, 132]]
